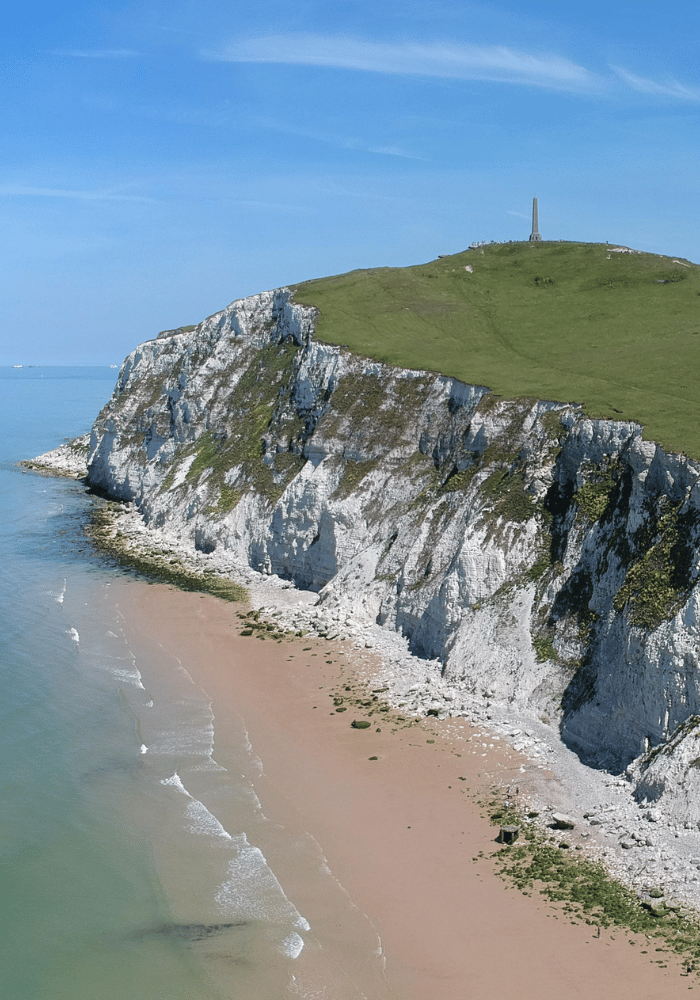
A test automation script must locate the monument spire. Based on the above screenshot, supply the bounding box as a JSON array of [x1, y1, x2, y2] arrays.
[[529, 196, 542, 242]]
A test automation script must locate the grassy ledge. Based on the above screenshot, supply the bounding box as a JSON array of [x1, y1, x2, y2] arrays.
[[88, 501, 248, 603], [482, 792, 700, 978], [294, 241, 700, 458]]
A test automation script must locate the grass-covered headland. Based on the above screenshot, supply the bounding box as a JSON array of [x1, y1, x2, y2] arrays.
[[295, 241, 700, 458]]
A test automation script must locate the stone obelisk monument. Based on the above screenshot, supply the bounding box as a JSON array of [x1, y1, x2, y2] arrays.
[[529, 197, 542, 242]]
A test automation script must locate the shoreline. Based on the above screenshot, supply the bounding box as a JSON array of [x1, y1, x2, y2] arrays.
[[83, 489, 700, 917], [111, 576, 696, 997], [22, 451, 700, 980]]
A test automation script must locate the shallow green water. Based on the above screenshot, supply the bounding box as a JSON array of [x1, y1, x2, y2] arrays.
[[0, 369, 221, 999], [0, 368, 386, 1000]]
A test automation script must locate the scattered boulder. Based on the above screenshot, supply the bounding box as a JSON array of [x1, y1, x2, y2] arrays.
[[552, 813, 576, 830], [642, 898, 668, 917]]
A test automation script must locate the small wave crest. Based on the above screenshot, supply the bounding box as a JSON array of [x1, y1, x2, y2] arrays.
[[186, 798, 237, 841], [48, 579, 66, 604], [160, 771, 190, 796], [110, 665, 145, 690], [281, 932, 305, 959], [161, 772, 308, 956], [216, 841, 310, 937], [147, 704, 226, 771]]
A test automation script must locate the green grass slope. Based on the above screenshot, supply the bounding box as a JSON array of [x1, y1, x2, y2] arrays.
[[294, 241, 700, 458]]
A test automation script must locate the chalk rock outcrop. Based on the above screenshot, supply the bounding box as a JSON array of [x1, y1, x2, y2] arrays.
[[82, 286, 700, 825], [627, 715, 700, 827]]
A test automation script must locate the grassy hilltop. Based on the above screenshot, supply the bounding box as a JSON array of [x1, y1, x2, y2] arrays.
[[295, 241, 700, 459]]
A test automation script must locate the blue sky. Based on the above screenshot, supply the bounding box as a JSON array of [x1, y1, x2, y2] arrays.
[[2, 1, 699, 364]]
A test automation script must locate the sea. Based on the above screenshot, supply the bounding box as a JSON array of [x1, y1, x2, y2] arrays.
[[0, 368, 386, 1000]]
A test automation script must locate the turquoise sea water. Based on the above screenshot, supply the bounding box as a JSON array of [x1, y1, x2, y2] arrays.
[[0, 368, 218, 998], [0, 368, 387, 1000]]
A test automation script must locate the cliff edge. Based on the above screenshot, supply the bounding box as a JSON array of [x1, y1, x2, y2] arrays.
[[69, 281, 700, 834]]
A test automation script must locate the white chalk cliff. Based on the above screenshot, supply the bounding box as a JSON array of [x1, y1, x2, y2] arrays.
[[85, 287, 700, 826]]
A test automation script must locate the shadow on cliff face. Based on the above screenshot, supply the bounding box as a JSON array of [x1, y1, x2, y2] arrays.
[[253, 507, 339, 592], [544, 459, 637, 772], [554, 464, 700, 774]]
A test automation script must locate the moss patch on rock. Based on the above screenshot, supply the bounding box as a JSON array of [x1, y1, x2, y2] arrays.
[[484, 793, 700, 973], [88, 502, 247, 602], [574, 465, 619, 522], [332, 458, 380, 499], [163, 339, 306, 508], [614, 503, 697, 629]]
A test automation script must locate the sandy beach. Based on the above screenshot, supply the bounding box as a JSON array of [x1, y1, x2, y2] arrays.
[[111, 577, 695, 999]]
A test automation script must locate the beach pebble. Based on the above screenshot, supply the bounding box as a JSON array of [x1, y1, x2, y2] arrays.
[[552, 813, 576, 830]]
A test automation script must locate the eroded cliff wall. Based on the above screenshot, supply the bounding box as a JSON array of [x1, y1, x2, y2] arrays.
[[86, 287, 700, 820]]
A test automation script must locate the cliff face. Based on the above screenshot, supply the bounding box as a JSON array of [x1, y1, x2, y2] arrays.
[[87, 287, 700, 823]]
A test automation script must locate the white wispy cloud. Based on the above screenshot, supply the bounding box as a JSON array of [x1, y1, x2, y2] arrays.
[[365, 144, 429, 160], [0, 185, 154, 202], [237, 199, 308, 214], [612, 65, 700, 102], [205, 35, 604, 94], [253, 117, 430, 160], [50, 48, 142, 59]]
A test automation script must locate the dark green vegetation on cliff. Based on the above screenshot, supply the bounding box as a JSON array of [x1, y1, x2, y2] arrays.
[[295, 241, 700, 458], [88, 503, 247, 602]]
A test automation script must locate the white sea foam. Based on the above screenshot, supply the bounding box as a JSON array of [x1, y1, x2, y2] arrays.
[[281, 932, 305, 959], [215, 839, 310, 937], [148, 721, 214, 756], [162, 772, 238, 839], [160, 772, 190, 796], [185, 797, 236, 841], [147, 702, 225, 770], [140, 744, 148, 754], [110, 666, 145, 689], [240, 724, 264, 776], [173, 658, 196, 686], [160, 772, 308, 948], [193, 756, 227, 772], [68, 627, 79, 644], [101, 644, 146, 689], [49, 579, 66, 604]]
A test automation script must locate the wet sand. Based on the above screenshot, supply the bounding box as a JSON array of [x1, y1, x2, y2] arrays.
[[114, 579, 695, 999]]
